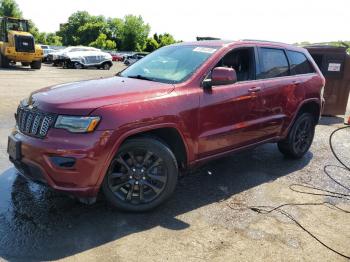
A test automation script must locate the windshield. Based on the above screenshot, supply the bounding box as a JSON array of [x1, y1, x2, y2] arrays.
[[120, 45, 218, 84], [6, 18, 28, 32]]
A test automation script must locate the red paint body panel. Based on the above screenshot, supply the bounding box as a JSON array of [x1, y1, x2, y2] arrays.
[[9, 40, 325, 199]]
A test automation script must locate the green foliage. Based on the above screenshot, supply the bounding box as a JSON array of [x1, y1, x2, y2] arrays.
[[1, 0, 176, 51], [89, 33, 116, 50], [157, 33, 176, 47], [105, 39, 116, 50], [144, 38, 159, 52], [57, 11, 119, 49], [57, 11, 92, 46], [107, 17, 123, 47], [0, 0, 22, 18], [45, 33, 62, 46], [121, 15, 150, 51], [28, 19, 62, 46]]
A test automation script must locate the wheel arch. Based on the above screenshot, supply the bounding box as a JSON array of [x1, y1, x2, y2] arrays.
[[125, 127, 188, 170], [282, 99, 321, 138], [296, 100, 321, 124], [105, 123, 190, 173]]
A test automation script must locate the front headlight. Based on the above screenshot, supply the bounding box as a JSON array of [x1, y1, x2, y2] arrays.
[[54, 116, 100, 133]]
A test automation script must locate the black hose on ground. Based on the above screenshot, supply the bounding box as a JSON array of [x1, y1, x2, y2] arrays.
[[227, 126, 350, 259]]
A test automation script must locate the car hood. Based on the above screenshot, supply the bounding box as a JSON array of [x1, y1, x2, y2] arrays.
[[30, 77, 175, 115]]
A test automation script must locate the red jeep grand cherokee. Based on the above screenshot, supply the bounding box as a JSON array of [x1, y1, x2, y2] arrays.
[[7, 40, 325, 211]]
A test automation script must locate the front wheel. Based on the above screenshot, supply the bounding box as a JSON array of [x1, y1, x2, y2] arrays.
[[278, 113, 315, 159], [74, 62, 83, 69], [102, 62, 112, 70], [30, 60, 42, 69], [102, 137, 178, 212]]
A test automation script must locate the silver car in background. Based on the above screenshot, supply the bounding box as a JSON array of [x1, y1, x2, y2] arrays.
[[62, 50, 113, 70]]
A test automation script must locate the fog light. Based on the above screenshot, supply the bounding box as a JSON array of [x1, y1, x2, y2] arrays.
[[50, 156, 76, 168]]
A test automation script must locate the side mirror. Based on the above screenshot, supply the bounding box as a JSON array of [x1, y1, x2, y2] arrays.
[[203, 67, 237, 88]]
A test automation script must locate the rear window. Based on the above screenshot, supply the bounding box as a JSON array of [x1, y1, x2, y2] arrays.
[[257, 48, 289, 79], [287, 50, 315, 75]]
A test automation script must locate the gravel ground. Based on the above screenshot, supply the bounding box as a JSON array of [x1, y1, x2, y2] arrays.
[[0, 64, 349, 262]]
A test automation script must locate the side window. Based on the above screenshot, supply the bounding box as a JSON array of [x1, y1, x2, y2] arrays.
[[215, 47, 255, 82], [287, 50, 315, 75], [257, 48, 289, 79]]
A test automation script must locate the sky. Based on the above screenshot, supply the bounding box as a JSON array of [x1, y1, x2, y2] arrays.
[[15, 0, 350, 44]]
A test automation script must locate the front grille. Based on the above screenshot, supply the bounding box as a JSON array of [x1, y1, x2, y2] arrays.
[[16, 106, 56, 138], [14, 35, 35, 53], [84, 56, 102, 64]]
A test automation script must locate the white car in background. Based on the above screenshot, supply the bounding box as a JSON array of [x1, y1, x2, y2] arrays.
[[42, 48, 58, 63], [48, 46, 100, 66], [62, 50, 113, 70]]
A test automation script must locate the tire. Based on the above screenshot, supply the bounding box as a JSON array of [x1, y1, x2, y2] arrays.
[[102, 137, 178, 212], [21, 62, 30, 67], [0, 53, 10, 68], [74, 62, 83, 69], [30, 60, 42, 69], [102, 62, 112, 70], [278, 113, 315, 159]]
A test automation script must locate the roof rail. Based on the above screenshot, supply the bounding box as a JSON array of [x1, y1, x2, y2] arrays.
[[240, 39, 288, 45]]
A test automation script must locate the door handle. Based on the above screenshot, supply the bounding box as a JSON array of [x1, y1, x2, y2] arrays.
[[293, 80, 301, 85], [248, 87, 262, 93]]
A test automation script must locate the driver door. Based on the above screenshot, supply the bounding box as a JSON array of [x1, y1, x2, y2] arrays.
[[197, 46, 267, 158]]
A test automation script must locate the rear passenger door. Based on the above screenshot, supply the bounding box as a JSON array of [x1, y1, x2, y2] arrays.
[[255, 47, 295, 139], [286, 49, 319, 119]]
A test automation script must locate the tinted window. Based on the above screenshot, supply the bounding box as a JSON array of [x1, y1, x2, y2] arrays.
[[287, 51, 315, 75], [257, 48, 289, 79]]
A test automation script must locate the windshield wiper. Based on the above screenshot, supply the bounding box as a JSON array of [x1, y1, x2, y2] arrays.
[[126, 75, 155, 81]]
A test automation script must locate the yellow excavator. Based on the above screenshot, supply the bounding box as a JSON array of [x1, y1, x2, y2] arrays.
[[0, 16, 43, 69]]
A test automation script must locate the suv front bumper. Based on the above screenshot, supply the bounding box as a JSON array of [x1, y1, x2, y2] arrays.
[[8, 128, 115, 200]]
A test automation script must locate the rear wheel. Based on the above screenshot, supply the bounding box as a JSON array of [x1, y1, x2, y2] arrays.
[[102, 137, 178, 211], [30, 60, 42, 69], [0, 53, 10, 68], [278, 113, 315, 159]]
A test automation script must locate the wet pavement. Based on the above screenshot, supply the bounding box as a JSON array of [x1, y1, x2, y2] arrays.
[[0, 65, 349, 261], [0, 142, 313, 260]]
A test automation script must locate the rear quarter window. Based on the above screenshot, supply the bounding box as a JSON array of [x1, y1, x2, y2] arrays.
[[257, 48, 289, 79], [287, 50, 316, 75]]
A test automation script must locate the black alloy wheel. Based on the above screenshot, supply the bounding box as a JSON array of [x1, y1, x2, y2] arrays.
[[278, 113, 315, 158], [102, 137, 178, 211], [293, 118, 313, 153]]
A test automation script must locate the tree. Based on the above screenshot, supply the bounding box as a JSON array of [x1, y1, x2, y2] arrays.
[[121, 15, 150, 51], [89, 33, 116, 50], [46, 33, 62, 46], [158, 33, 176, 47], [78, 20, 107, 46], [144, 38, 159, 52], [58, 11, 93, 46], [0, 0, 22, 18], [105, 39, 116, 50], [107, 18, 123, 49]]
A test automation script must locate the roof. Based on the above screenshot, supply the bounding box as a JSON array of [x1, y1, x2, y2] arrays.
[[175, 39, 303, 50]]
